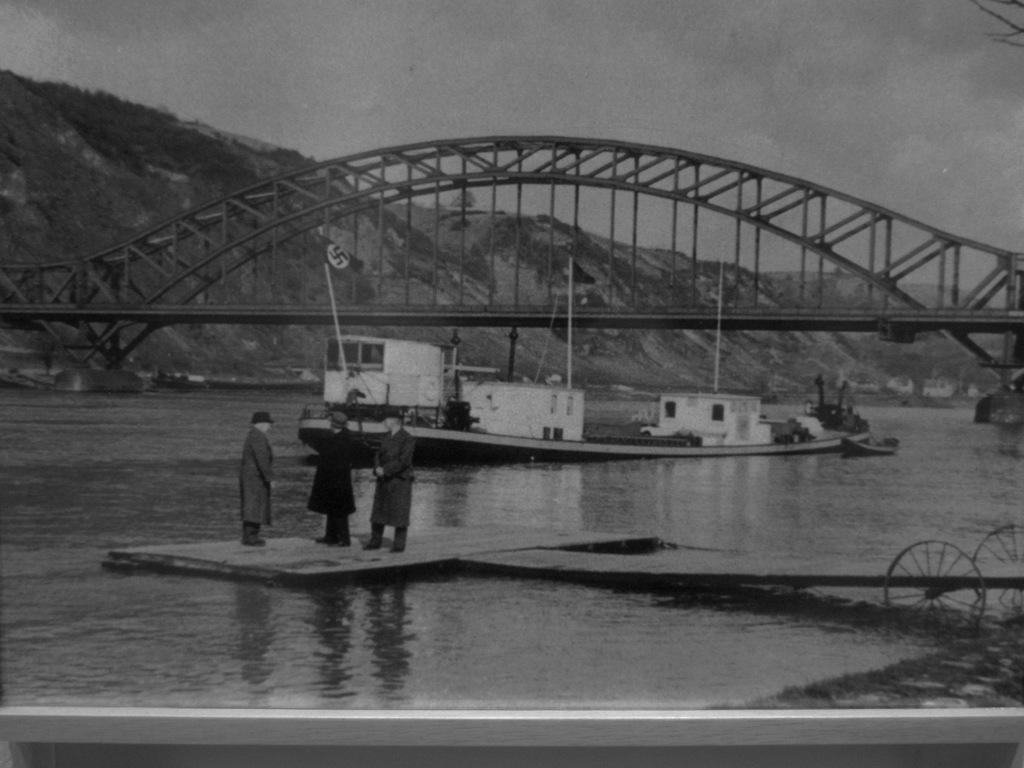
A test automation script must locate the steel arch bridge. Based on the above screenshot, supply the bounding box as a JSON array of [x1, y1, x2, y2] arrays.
[[1, 135, 1022, 370]]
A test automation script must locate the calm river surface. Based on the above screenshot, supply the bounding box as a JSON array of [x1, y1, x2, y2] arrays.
[[1, 389, 1021, 709]]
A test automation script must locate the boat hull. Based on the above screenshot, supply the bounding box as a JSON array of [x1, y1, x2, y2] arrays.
[[365, 427, 865, 464], [841, 436, 898, 458], [298, 413, 383, 466]]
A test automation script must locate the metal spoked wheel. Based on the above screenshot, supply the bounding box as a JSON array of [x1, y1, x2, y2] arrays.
[[972, 524, 1024, 620], [884, 540, 986, 628]]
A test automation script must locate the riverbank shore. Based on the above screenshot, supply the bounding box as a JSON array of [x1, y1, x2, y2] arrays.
[[750, 623, 1023, 709]]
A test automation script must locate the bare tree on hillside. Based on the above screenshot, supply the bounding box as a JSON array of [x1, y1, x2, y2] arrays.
[[970, 0, 1024, 45]]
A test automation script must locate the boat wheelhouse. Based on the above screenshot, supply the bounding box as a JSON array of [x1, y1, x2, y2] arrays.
[[298, 335, 457, 455], [640, 392, 820, 447]]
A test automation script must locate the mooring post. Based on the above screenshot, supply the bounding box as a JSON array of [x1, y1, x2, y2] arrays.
[[507, 326, 519, 382]]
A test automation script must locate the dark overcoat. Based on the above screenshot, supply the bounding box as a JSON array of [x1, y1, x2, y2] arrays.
[[239, 426, 273, 524], [370, 428, 415, 527], [307, 428, 356, 517]]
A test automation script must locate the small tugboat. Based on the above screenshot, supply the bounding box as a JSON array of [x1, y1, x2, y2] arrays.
[[841, 435, 900, 458], [806, 374, 869, 434], [298, 335, 869, 464]]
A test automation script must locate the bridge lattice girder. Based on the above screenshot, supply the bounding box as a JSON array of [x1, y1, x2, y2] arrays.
[[0, 136, 1020, 367]]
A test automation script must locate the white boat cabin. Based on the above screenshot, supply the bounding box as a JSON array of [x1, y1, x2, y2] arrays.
[[462, 381, 585, 441], [641, 392, 774, 446], [322, 336, 450, 408]]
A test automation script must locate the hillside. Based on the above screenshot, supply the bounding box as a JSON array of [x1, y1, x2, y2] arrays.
[[0, 70, 999, 395]]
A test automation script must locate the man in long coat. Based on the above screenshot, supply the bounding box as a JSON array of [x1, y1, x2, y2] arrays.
[[239, 411, 274, 546], [365, 413, 415, 553], [307, 411, 357, 546]]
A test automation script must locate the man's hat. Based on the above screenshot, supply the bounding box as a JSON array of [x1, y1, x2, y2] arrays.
[[251, 411, 274, 424], [330, 411, 348, 428]]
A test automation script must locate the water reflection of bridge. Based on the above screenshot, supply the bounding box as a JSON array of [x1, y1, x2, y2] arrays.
[[2, 136, 1023, 376]]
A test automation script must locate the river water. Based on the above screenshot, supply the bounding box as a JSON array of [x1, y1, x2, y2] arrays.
[[1, 389, 1021, 709]]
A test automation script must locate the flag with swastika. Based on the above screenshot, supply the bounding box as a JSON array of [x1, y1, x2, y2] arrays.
[[326, 243, 352, 270], [325, 243, 364, 272]]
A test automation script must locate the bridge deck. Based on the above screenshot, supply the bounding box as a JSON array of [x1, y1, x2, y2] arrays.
[[7, 303, 1024, 335]]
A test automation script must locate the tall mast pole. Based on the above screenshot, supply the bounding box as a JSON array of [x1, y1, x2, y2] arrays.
[[713, 260, 724, 393]]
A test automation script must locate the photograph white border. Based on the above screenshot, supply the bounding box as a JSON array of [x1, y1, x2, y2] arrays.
[[0, 706, 1022, 748]]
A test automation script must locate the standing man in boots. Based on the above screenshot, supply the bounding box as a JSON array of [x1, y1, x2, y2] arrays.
[[307, 411, 357, 546], [239, 411, 274, 546], [365, 413, 415, 553]]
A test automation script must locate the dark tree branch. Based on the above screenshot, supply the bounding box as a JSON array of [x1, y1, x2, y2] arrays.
[[970, 0, 1024, 46]]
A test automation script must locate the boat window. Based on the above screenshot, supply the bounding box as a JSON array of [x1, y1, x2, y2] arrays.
[[361, 344, 384, 367], [341, 342, 360, 366], [551, 394, 558, 414], [711, 403, 725, 421], [664, 401, 676, 418]]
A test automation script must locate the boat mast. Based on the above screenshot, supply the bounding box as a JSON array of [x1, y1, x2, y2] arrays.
[[713, 260, 724, 393], [567, 250, 573, 390]]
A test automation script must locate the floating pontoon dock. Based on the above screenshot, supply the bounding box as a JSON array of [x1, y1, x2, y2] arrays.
[[103, 524, 1024, 624], [102, 526, 662, 587]]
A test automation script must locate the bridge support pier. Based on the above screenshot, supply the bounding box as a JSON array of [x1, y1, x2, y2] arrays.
[[998, 330, 1024, 388], [64, 322, 161, 370]]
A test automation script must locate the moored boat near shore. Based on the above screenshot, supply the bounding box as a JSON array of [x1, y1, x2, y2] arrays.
[[841, 436, 900, 458], [298, 335, 871, 464]]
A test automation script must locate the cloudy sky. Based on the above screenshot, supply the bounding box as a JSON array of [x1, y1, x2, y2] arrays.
[[2, 0, 1023, 251]]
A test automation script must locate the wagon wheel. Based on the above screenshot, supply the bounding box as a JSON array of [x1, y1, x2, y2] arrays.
[[972, 524, 1024, 620], [884, 540, 986, 628]]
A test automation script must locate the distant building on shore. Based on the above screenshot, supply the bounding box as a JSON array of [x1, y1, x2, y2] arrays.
[[922, 378, 957, 398], [885, 376, 915, 395]]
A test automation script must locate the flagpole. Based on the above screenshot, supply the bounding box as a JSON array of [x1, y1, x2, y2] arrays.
[[324, 261, 347, 376]]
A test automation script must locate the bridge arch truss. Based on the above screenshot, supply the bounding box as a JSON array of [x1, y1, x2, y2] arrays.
[[0, 136, 1020, 368]]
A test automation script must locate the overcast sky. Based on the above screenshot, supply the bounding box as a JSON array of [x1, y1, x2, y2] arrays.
[[2, 0, 1023, 252]]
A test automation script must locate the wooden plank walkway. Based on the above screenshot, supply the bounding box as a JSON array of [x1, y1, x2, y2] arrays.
[[102, 526, 662, 587]]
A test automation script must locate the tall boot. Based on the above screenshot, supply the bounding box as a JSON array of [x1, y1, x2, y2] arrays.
[[336, 514, 352, 547], [391, 526, 407, 553], [317, 514, 342, 545], [242, 522, 265, 547], [363, 523, 384, 550]]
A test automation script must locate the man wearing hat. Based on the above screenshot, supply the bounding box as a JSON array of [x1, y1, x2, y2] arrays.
[[365, 412, 416, 553], [307, 411, 356, 546], [239, 411, 275, 546]]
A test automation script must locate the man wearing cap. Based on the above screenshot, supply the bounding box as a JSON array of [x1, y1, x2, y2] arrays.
[[239, 411, 275, 546], [307, 411, 356, 546], [365, 413, 415, 553]]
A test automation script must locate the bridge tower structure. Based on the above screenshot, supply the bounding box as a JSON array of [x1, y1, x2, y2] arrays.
[[0, 135, 1022, 380]]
